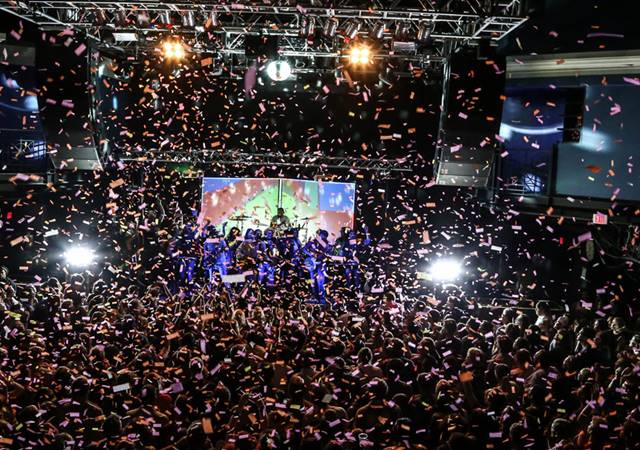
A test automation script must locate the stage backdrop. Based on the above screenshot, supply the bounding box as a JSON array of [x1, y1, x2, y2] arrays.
[[201, 178, 356, 241]]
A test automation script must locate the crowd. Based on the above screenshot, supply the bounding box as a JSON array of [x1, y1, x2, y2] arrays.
[[0, 262, 639, 450]]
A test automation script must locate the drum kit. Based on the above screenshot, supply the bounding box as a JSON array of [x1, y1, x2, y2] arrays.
[[228, 213, 315, 240]]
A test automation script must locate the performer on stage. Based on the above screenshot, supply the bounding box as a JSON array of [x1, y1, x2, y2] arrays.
[[278, 228, 303, 285], [302, 229, 332, 302], [257, 228, 279, 287], [202, 225, 229, 283], [334, 224, 370, 291], [225, 226, 242, 269], [236, 229, 257, 272], [174, 220, 199, 285], [270, 207, 291, 233]]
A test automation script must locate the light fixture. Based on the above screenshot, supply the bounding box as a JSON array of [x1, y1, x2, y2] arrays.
[[113, 32, 138, 42], [137, 12, 150, 27], [344, 20, 361, 40], [95, 9, 109, 26], [63, 245, 96, 269], [394, 22, 411, 40], [417, 21, 432, 42], [266, 60, 292, 81], [428, 258, 463, 283], [323, 17, 339, 37], [347, 45, 371, 65], [208, 11, 220, 28], [162, 40, 186, 60], [115, 10, 129, 27], [370, 22, 385, 40], [300, 16, 316, 38], [159, 11, 172, 26], [181, 11, 195, 28]]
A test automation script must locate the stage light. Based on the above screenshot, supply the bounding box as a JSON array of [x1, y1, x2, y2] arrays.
[[208, 11, 220, 28], [428, 258, 463, 283], [113, 32, 138, 42], [347, 45, 371, 65], [370, 22, 386, 40], [323, 17, 339, 37], [266, 60, 292, 81], [344, 20, 361, 40], [159, 11, 172, 26], [417, 21, 433, 42], [395, 22, 411, 40], [115, 10, 129, 27], [162, 40, 186, 60], [181, 11, 195, 28], [64, 245, 96, 269], [300, 16, 316, 38]]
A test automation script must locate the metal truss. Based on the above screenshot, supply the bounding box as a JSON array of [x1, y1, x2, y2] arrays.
[[1, 1, 527, 63], [119, 149, 414, 173]]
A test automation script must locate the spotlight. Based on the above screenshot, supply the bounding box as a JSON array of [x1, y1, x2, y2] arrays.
[[208, 11, 220, 28], [300, 16, 316, 38], [417, 21, 433, 42], [162, 40, 186, 60], [137, 12, 150, 27], [115, 10, 129, 27], [266, 60, 292, 81], [181, 11, 195, 28], [395, 22, 411, 40], [344, 20, 361, 40], [159, 11, 172, 26], [370, 22, 386, 40], [323, 17, 339, 38], [428, 258, 463, 283], [347, 45, 371, 65], [64, 245, 96, 269]]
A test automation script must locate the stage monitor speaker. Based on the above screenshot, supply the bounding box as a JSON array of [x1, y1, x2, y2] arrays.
[[435, 50, 505, 187], [562, 87, 586, 143], [50, 146, 103, 171], [435, 133, 495, 187]]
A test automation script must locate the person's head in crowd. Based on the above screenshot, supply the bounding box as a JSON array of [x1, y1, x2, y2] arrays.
[[501, 307, 516, 325], [316, 229, 329, 242], [535, 300, 551, 317], [0, 240, 638, 450], [228, 226, 241, 239]]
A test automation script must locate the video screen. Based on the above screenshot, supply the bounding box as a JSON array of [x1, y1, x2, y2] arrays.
[[201, 178, 356, 241], [498, 87, 567, 194], [556, 84, 640, 201]]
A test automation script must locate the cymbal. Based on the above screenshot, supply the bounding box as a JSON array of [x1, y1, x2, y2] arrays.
[[298, 217, 314, 221], [230, 215, 252, 220]]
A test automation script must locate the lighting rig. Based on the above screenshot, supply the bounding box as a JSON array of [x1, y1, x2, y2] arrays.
[[0, 1, 527, 175], [2, 0, 527, 77]]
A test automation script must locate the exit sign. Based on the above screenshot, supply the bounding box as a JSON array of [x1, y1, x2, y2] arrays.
[[592, 213, 608, 225]]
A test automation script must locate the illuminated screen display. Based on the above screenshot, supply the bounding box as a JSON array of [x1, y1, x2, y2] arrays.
[[556, 84, 640, 201], [201, 178, 356, 241]]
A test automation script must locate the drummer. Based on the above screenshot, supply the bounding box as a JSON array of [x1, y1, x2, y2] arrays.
[[270, 207, 291, 234]]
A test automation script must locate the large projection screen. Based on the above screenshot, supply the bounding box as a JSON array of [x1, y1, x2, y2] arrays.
[[201, 178, 356, 241]]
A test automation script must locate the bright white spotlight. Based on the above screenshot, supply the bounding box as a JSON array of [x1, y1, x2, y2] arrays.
[[64, 246, 96, 269], [348, 45, 371, 65], [266, 60, 292, 81], [162, 40, 186, 61], [428, 258, 463, 283]]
